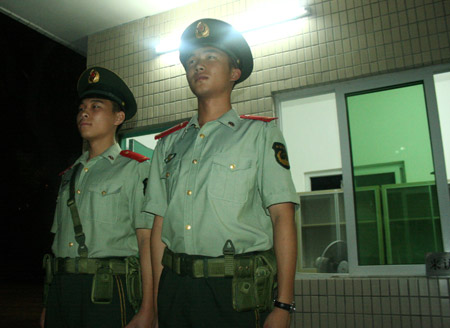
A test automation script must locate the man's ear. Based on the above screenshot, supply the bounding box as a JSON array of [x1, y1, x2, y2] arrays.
[[230, 68, 241, 82], [114, 111, 126, 126]]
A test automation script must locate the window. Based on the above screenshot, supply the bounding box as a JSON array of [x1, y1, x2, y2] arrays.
[[279, 92, 347, 273], [276, 64, 450, 276], [119, 120, 187, 160], [346, 83, 443, 266], [435, 71, 450, 183]]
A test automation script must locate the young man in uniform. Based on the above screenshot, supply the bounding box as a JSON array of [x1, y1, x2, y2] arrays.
[[41, 67, 153, 328], [144, 19, 298, 327]]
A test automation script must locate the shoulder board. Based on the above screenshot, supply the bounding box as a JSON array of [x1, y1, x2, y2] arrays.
[[155, 121, 189, 140], [240, 114, 278, 122], [58, 165, 73, 176], [120, 150, 150, 163]]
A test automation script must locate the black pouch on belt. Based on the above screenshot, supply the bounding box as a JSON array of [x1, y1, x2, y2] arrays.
[[91, 266, 114, 304]]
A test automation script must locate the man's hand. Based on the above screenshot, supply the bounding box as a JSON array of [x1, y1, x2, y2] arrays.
[[40, 308, 46, 328], [125, 309, 153, 328], [263, 307, 291, 328]]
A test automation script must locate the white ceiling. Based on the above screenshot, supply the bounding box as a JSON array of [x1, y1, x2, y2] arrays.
[[0, 0, 196, 56]]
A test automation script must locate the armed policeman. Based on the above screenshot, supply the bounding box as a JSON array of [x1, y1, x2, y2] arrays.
[[144, 19, 298, 328], [41, 67, 154, 328]]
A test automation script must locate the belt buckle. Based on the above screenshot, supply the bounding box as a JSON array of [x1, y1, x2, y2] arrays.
[[179, 256, 193, 277]]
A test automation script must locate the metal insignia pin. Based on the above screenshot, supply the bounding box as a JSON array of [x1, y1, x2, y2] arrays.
[[88, 69, 100, 83], [195, 21, 210, 39]]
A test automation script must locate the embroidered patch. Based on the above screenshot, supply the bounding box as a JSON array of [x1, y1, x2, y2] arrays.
[[272, 142, 290, 169], [164, 153, 176, 164]]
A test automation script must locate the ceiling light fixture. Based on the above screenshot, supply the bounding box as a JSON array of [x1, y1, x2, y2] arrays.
[[155, 3, 310, 54]]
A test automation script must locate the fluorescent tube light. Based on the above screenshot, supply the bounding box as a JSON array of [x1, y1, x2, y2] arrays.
[[155, 3, 310, 54]]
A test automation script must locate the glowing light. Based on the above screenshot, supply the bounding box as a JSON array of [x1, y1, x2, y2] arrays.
[[155, 2, 310, 54]]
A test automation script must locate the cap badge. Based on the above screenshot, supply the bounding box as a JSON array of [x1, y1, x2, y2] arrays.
[[88, 69, 100, 84], [195, 21, 210, 39]]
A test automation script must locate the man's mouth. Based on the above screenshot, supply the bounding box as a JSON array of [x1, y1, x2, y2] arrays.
[[195, 74, 208, 82]]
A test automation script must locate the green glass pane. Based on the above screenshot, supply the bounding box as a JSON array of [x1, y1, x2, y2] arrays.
[[130, 139, 154, 160], [346, 83, 443, 266]]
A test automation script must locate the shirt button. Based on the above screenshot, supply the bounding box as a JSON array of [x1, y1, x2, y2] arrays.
[[77, 189, 81, 194], [102, 191, 107, 196], [84, 167, 89, 172], [166, 172, 170, 177], [186, 225, 192, 230], [192, 159, 198, 164], [69, 242, 74, 247], [187, 190, 192, 196], [199, 134, 205, 139], [229, 164, 236, 170]]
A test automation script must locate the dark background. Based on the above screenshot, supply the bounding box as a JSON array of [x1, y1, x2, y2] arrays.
[[1, 12, 86, 325]]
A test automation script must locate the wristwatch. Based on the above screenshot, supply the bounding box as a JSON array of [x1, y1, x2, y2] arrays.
[[273, 299, 296, 313]]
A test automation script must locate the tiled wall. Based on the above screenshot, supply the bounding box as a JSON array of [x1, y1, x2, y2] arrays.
[[85, 0, 450, 327], [86, 0, 450, 131], [293, 277, 450, 328]]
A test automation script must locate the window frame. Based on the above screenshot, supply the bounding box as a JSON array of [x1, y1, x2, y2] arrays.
[[275, 63, 450, 277], [118, 119, 187, 151]]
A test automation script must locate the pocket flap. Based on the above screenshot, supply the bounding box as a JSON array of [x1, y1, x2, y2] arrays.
[[212, 155, 252, 171], [88, 183, 122, 196]]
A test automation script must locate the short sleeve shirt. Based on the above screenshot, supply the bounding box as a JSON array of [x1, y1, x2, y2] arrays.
[[51, 143, 152, 258], [143, 109, 298, 257]]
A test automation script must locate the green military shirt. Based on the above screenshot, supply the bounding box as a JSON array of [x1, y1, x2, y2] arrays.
[[51, 143, 152, 258], [144, 109, 298, 257]]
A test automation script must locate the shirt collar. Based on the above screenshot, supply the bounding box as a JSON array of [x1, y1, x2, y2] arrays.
[[77, 143, 122, 165], [182, 109, 240, 137], [216, 109, 240, 130], [101, 143, 122, 163], [182, 114, 200, 138]]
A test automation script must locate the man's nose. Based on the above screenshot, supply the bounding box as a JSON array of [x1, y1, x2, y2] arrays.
[[195, 61, 205, 72]]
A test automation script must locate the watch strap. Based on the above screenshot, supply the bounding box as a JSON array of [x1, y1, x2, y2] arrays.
[[273, 299, 296, 312]]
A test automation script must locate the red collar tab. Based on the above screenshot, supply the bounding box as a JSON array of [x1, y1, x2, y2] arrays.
[[155, 121, 189, 140], [240, 115, 278, 122], [120, 150, 150, 163], [59, 165, 73, 176]]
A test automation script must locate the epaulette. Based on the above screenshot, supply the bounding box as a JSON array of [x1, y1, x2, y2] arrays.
[[58, 165, 73, 176], [240, 114, 278, 122], [120, 150, 150, 163], [155, 121, 189, 140]]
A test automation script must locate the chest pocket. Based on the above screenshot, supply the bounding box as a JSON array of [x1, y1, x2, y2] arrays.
[[208, 155, 254, 204], [87, 183, 122, 223]]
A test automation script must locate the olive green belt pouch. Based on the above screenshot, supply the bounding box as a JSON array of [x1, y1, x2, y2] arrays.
[[125, 256, 143, 312], [42, 254, 54, 306], [232, 250, 277, 312], [90, 256, 142, 310], [91, 266, 114, 304]]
